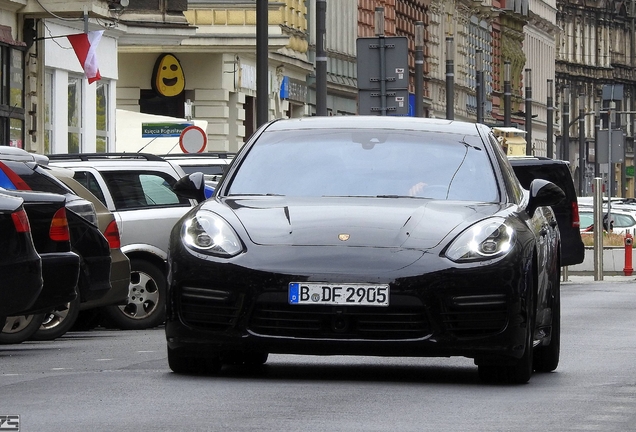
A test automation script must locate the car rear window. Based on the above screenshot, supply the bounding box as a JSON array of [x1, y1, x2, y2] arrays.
[[2, 162, 71, 195], [73, 171, 108, 206], [179, 165, 225, 176]]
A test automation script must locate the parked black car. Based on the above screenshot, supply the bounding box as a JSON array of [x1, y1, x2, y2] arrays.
[[0, 159, 112, 303], [0, 193, 42, 319], [0, 188, 79, 343], [166, 117, 564, 384], [508, 156, 585, 267]]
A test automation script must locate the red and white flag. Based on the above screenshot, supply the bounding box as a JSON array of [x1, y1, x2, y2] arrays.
[[67, 31, 104, 84]]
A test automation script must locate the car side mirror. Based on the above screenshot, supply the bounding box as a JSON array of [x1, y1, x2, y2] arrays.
[[526, 179, 565, 217], [174, 172, 206, 203]]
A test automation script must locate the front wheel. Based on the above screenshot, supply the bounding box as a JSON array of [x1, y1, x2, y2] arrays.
[[479, 267, 535, 384], [168, 346, 222, 375], [534, 267, 561, 372], [101, 259, 166, 330], [0, 314, 46, 344]]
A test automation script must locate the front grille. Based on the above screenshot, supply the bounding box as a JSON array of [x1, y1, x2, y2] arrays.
[[178, 286, 241, 331], [249, 295, 430, 340], [440, 293, 508, 338]]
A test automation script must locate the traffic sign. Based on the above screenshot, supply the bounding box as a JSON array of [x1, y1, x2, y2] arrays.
[[179, 125, 207, 153]]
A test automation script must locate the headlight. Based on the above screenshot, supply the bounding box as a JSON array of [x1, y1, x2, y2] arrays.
[[445, 217, 514, 262], [182, 210, 243, 257]]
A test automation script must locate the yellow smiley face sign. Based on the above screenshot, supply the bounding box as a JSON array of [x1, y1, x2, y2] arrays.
[[152, 54, 185, 97]]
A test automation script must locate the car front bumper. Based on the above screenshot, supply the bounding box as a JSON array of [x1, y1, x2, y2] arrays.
[[166, 243, 532, 363]]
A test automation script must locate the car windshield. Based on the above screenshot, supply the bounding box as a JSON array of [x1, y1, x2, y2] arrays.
[[227, 128, 499, 202]]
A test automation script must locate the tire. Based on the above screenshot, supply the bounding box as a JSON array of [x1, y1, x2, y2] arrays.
[[223, 351, 269, 366], [0, 314, 47, 344], [30, 293, 81, 341], [70, 310, 104, 332], [168, 346, 222, 375], [479, 266, 535, 384], [534, 267, 561, 373], [101, 259, 166, 330]]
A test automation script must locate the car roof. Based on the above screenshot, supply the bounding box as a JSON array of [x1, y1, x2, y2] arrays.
[[47, 153, 186, 174], [263, 116, 484, 135], [507, 156, 570, 167], [0, 147, 50, 164]]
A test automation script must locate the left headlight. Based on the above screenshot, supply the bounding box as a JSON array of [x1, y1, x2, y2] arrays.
[[182, 209, 243, 257], [445, 217, 515, 262]]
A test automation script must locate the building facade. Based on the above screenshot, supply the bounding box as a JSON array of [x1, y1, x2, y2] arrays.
[[556, 0, 636, 198]]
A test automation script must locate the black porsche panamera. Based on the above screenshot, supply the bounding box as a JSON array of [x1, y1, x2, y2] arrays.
[[166, 116, 564, 384]]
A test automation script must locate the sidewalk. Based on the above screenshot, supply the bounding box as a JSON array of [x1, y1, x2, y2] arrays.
[[562, 274, 636, 284]]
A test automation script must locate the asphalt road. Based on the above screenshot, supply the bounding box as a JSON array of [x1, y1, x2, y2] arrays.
[[2, 276, 636, 432]]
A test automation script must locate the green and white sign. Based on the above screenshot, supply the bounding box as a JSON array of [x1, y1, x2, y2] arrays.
[[142, 122, 192, 138]]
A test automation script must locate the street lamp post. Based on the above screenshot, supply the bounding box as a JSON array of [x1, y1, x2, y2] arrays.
[[375, 8, 387, 116], [415, 22, 424, 118], [446, 37, 454, 120], [256, 0, 268, 127], [579, 93, 586, 195], [547, 79, 554, 158], [525, 69, 532, 155], [504, 61, 511, 127], [315, 0, 327, 116], [476, 50, 483, 123], [563, 86, 570, 162], [594, 99, 601, 177]]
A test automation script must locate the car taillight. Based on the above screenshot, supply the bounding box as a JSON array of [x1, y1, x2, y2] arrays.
[[11, 209, 31, 233], [50, 207, 70, 242], [572, 201, 580, 228], [0, 161, 32, 190], [103, 219, 121, 249]]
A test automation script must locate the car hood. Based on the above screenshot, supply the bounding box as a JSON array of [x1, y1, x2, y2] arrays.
[[220, 197, 507, 249]]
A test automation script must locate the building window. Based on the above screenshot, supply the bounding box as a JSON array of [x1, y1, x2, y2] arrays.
[[0, 44, 25, 147], [44, 70, 53, 153], [96, 81, 109, 152], [68, 75, 83, 153]]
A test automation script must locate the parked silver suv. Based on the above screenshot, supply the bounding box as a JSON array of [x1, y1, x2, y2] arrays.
[[48, 153, 197, 329]]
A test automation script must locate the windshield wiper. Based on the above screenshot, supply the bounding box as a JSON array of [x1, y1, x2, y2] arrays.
[[375, 195, 424, 199]]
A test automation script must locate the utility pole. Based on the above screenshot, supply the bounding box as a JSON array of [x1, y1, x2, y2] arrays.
[[256, 0, 268, 127], [446, 37, 454, 120], [315, 0, 327, 116]]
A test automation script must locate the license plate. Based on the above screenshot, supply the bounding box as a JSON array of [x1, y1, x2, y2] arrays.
[[288, 282, 389, 306]]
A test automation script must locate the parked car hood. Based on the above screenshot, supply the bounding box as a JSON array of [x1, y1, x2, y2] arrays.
[[220, 197, 508, 249]]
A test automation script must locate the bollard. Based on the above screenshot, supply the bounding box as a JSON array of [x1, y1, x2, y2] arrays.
[[624, 232, 633, 276]]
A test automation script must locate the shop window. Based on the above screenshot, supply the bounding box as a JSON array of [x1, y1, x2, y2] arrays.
[[96, 81, 109, 152], [0, 43, 25, 147], [68, 75, 83, 153], [44, 70, 53, 153]]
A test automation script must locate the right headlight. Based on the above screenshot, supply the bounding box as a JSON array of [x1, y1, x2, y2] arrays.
[[445, 217, 515, 262], [182, 209, 243, 257]]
